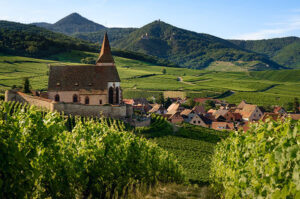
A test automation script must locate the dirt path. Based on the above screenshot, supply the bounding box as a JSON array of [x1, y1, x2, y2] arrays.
[[178, 77, 196, 85]]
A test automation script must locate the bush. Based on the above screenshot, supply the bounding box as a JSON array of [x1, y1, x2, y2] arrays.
[[210, 119, 300, 198]]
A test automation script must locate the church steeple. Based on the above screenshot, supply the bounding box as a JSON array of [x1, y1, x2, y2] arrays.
[[96, 32, 115, 65]]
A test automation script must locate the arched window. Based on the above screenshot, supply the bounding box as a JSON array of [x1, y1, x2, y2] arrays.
[[116, 87, 119, 104], [85, 96, 89, 105], [73, 94, 78, 103], [55, 94, 60, 102], [109, 87, 114, 104], [99, 99, 102, 104]]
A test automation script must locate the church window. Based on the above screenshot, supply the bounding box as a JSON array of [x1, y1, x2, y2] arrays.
[[109, 87, 114, 104], [73, 94, 78, 103], [55, 94, 60, 102], [85, 97, 89, 105], [116, 87, 119, 104]]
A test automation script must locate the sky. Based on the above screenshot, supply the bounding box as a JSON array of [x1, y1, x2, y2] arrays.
[[0, 0, 300, 40]]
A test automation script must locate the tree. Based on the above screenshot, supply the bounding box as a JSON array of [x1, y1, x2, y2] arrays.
[[286, 102, 294, 112], [204, 100, 215, 111], [162, 68, 167, 74], [22, 77, 31, 93], [187, 98, 196, 108], [293, 97, 299, 113], [165, 97, 172, 109], [157, 93, 165, 105]]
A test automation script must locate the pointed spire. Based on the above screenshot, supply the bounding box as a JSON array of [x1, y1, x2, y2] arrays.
[[96, 32, 115, 64]]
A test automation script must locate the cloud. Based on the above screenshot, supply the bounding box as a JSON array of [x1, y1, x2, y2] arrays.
[[233, 14, 300, 40]]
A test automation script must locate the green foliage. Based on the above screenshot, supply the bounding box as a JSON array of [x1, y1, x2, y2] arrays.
[[74, 27, 137, 43], [157, 93, 165, 105], [177, 123, 229, 144], [0, 21, 97, 58], [231, 37, 300, 68], [0, 101, 185, 198], [136, 114, 173, 138], [210, 119, 300, 198], [294, 97, 300, 113], [80, 56, 96, 64], [153, 136, 215, 184], [22, 77, 31, 93], [204, 100, 215, 111], [114, 20, 284, 69], [162, 68, 167, 74], [137, 117, 228, 184]]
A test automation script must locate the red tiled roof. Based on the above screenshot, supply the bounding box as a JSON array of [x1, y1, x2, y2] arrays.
[[261, 113, 281, 122], [289, 114, 300, 120], [180, 109, 192, 116], [123, 99, 134, 105]]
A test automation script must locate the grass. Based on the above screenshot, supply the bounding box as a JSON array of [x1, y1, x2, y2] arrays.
[[0, 50, 299, 107]]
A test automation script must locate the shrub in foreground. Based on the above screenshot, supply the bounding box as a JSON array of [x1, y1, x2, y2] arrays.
[[210, 119, 300, 198]]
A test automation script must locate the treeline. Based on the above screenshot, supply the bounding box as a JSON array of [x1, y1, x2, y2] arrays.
[[112, 49, 179, 67]]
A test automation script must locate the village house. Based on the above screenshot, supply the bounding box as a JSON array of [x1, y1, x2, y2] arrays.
[[189, 114, 212, 128], [167, 112, 184, 124], [192, 105, 206, 114], [148, 104, 167, 114], [166, 102, 185, 114], [224, 111, 242, 122], [273, 106, 287, 114], [211, 122, 235, 131], [47, 33, 122, 106], [180, 109, 195, 122], [235, 101, 263, 121]]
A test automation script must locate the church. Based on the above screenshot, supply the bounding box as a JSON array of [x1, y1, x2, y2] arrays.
[[47, 33, 122, 105]]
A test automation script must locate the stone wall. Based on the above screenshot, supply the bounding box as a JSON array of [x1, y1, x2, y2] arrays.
[[52, 103, 129, 118], [5, 90, 132, 119], [5, 90, 53, 110]]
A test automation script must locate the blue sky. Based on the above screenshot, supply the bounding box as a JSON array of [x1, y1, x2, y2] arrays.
[[1, 0, 300, 40]]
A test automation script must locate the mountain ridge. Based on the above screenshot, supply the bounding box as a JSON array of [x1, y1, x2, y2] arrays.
[[22, 13, 300, 69], [32, 12, 106, 35]]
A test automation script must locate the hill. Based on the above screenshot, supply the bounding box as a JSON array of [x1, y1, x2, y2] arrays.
[[113, 20, 285, 70], [0, 20, 97, 58], [230, 37, 300, 68], [74, 28, 137, 44], [32, 13, 105, 35]]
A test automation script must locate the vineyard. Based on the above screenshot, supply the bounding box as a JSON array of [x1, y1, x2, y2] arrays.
[[136, 115, 229, 184], [0, 101, 185, 198], [210, 119, 300, 198]]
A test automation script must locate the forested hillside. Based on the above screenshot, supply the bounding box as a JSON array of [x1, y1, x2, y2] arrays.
[[230, 37, 300, 68], [0, 20, 97, 57], [74, 28, 137, 44], [113, 20, 284, 69]]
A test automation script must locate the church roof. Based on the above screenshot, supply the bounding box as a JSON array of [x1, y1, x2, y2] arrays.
[[48, 65, 120, 91], [96, 32, 115, 64]]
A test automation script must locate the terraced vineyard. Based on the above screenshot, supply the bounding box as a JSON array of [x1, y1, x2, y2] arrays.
[[0, 51, 300, 107]]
